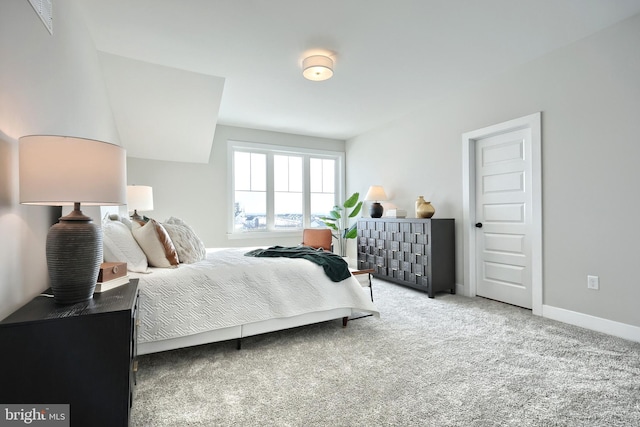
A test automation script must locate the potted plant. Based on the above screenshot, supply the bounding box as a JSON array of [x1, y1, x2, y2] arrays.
[[319, 192, 363, 257]]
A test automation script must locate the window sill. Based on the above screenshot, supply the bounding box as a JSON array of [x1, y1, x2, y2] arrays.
[[226, 230, 303, 240]]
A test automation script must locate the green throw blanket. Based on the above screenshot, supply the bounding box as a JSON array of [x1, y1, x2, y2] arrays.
[[244, 246, 351, 282]]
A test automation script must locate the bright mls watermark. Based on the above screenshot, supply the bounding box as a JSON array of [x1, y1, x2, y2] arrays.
[[0, 405, 69, 426]]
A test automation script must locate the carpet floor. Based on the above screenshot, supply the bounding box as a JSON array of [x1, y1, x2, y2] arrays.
[[131, 279, 640, 426]]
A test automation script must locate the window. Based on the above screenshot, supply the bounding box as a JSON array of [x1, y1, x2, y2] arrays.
[[228, 140, 344, 236], [233, 151, 267, 230], [309, 158, 336, 227]]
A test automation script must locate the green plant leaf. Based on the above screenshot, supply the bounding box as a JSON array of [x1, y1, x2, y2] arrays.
[[348, 201, 363, 218], [344, 224, 358, 239], [343, 192, 359, 208], [319, 221, 336, 229], [320, 192, 362, 242]]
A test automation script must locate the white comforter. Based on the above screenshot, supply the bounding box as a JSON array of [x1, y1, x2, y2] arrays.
[[131, 247, 379, 344]]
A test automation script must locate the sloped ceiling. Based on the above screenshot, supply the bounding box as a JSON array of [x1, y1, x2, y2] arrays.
[[98, 52, 224, 163], [79, 1, 640, 162]]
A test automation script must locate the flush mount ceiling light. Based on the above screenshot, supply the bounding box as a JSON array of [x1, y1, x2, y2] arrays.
[[302, 55, 334, 81]]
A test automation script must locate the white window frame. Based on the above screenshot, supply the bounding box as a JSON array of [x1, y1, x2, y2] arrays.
[[227, 140, 345, 239]]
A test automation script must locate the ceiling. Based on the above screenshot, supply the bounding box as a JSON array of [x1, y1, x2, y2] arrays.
[[78, 0, 640, 160]]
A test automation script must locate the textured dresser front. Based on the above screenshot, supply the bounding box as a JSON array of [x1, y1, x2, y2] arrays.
[[357, 218, 455, 297]]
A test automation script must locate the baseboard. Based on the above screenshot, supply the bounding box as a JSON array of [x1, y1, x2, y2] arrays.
[[542, 304, 640, 343]]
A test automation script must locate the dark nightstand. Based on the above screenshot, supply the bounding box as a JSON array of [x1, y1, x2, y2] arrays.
[[350, 268, 374, 301], [0, 279, 139, 427]]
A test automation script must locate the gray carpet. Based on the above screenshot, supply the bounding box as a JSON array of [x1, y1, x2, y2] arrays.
[[131, 279, 640, 426]]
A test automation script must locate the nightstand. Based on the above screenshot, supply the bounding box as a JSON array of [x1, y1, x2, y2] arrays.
[[0, 279, 139, 427], [342, 268, 375, 326], [350, 267, 374, 301]]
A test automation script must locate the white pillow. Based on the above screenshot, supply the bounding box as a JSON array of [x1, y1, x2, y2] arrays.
[[132, 219, 180, 268], [163, 217, 206, 264], [106, 213, 133, 230], [102, 219, 150, 273]]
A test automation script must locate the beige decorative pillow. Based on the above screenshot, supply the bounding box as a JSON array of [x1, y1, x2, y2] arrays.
[[132, 219, 180, 267], [164, 217, 206, 263]]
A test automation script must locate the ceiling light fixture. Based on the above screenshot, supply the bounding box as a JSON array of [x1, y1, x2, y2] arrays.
[[302, 55, 334, 81]]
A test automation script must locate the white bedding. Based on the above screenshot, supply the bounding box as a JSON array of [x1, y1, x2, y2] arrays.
[[130, 247, 379, 345]]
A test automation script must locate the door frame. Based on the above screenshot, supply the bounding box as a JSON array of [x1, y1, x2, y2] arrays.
[[462, 112, 543, 315]]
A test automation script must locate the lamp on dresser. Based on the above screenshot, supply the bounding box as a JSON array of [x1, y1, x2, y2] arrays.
[[19, 135, 127, 304], [364, 185, 387, 218], [127, 185, 153, 221]]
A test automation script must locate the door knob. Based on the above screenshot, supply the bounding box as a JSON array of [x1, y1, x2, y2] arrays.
[[475, 222, 483, 228]]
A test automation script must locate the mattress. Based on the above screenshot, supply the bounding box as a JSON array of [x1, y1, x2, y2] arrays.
[[130, 247, 379, 344]]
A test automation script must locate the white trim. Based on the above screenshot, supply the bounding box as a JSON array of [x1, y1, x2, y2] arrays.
[[543, 305, 640, 344], [462, 112, 543, 315]]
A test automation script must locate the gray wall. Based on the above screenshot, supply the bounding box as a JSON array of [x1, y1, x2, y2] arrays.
[[127, 124, 345, 248], [347, 13, 640, 328], [2, 0, 638, 335], [0, 0, 121, 319]]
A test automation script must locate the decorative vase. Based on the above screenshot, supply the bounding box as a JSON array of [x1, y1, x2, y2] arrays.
[[415, 196, 435, 218], [369, 202, 384, 218], [46, 214, 102, 304]]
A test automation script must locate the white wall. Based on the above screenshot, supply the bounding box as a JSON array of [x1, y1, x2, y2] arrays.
[[127, 124, 345, 248], [0, 0, 120, 319], [0, 130, 57, 320], [347, 13, 640, 328]]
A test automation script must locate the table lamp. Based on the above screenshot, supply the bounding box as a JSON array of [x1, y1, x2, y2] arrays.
[[127, 185, 154, 221], [19, 135, 127, 304], [364, 185, 387, 218]]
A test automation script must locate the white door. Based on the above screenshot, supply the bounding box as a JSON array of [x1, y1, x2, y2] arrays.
[[475, 128, 533, 308]]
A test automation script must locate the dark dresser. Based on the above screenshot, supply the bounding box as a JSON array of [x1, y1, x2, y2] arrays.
[[357, 218, 455, 297]]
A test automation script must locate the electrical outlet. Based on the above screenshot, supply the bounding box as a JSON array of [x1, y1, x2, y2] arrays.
[[587, 275, 599, 290]]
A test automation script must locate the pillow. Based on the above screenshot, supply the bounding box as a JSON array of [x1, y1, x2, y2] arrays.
[[163, 221, 207, 264], [132, 219, 180, 268], [102, 219, 150, 273], [162, 223, 206, 264], [106, 213, 134, 230]]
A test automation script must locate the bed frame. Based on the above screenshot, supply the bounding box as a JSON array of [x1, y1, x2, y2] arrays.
[[137, 307, 354, 355]]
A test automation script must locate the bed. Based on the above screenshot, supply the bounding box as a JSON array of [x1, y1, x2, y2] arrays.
[[101, 215, 379, 355]]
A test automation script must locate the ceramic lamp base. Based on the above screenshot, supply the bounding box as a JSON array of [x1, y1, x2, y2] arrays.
[[370, 202, 384, 218], [46, 208, 102, 304]]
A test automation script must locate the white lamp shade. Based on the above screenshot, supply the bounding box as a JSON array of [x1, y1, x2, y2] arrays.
[[19, 135, 127, 206], [364, 185, 388, 202], [302, 55, 334, 81], [127, 185, 154, 212]]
